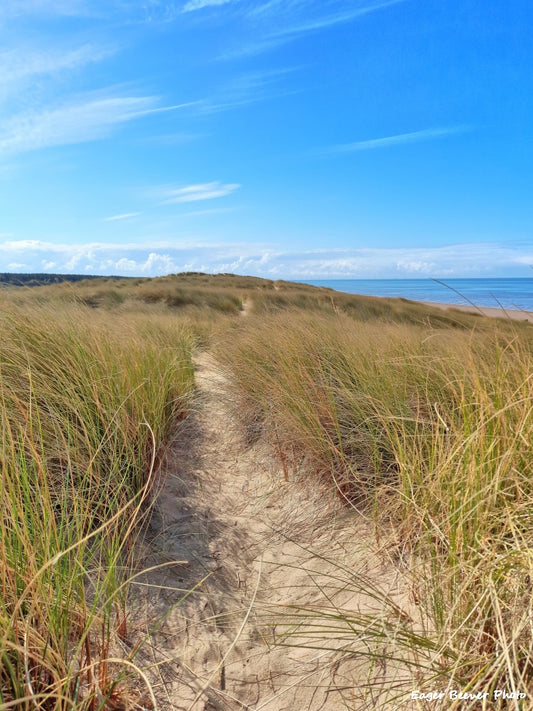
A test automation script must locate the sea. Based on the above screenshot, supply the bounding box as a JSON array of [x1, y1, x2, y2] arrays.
[[299, 278, 533, 312]]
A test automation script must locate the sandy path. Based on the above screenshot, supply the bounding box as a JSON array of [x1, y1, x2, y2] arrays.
[[131, 353, 413, 710]]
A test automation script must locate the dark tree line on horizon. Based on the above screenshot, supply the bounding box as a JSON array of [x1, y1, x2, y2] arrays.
[[0, 273, 131, 287]]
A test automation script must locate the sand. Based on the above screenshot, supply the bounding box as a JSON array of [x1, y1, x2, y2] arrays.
[[129, 353, 418, 710], [420, 301, 533, 321]]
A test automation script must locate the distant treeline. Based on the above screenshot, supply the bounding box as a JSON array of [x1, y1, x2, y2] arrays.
[[0, 272, 230, 287], [0, 273, 131, 287]]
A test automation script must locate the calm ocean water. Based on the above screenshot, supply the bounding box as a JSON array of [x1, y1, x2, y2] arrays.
[[301, 279, 533, 312]]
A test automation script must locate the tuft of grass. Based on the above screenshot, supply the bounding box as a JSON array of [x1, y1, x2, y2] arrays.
[[0, 302, 195, 709]]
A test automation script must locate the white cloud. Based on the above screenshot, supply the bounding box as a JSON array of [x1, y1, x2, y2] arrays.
[[216, 0, 409, 60], [194, 67, 300, 113], [0, 0, 235, 23], [182, 0, 238, 12], [0, 239, 532, 279], [246, 0, 291, 17], [0, 93, 193, 154], [104, 212, 142, 221], [0, 0, 89, 18], [0, 45, 112, 96], [2, 239, 47, 251], [221, 0, 409, 59], [114, 257, 138, 271], [157, 181, 241, 203], [271, 0, 407, 37], [222, 1, 418, 67], [140, 252, 176, 273], [322, 126, 470, 154], [396, 260, 436, 273]]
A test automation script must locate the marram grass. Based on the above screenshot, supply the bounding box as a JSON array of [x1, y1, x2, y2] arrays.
[[2, 274, 533, 709], [0, 303, 194, 710], [218, 311, 533, 708]]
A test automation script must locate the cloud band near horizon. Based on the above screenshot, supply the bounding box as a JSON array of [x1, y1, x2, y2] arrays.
[[0, 239, 531, 278]]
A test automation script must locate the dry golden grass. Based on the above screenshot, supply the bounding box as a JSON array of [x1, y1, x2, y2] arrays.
[[217, 309, 533, 707], [0, 299, 195, 709], [2, 273, 532, 708]]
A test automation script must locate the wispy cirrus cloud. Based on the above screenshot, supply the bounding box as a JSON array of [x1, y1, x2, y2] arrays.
[[0, 0, 152, 20], [246, 0, 290, 17], [0, 44, 112, 94], [222, 0, 409, 58], [155, 181, 241, 203], [319, 126, 470, 155], [270, 0, 408, 37], [104, 212, 142, 221], [0, 0, 188, 23], [182, 0, 240, 12], [0, 93, 197, 154], [0, 0, 89, 18], [195, 66, 302, 113]]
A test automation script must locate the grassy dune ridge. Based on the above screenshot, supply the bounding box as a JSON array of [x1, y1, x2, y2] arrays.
[[1, 273, 532, 708], [2, 272, 489, 328]]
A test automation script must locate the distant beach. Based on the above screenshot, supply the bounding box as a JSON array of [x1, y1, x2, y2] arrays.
[[422, 301, 533, 322], [301, 278, 533, 312]]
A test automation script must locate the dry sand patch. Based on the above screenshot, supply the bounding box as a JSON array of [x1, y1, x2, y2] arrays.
[[130, 353, 416, 710]]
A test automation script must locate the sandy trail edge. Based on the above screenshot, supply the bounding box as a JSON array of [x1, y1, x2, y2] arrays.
[[130, 353, 416, 710]]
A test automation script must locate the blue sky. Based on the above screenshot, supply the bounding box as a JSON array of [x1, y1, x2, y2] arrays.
[[1, 0, 533, 278]]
